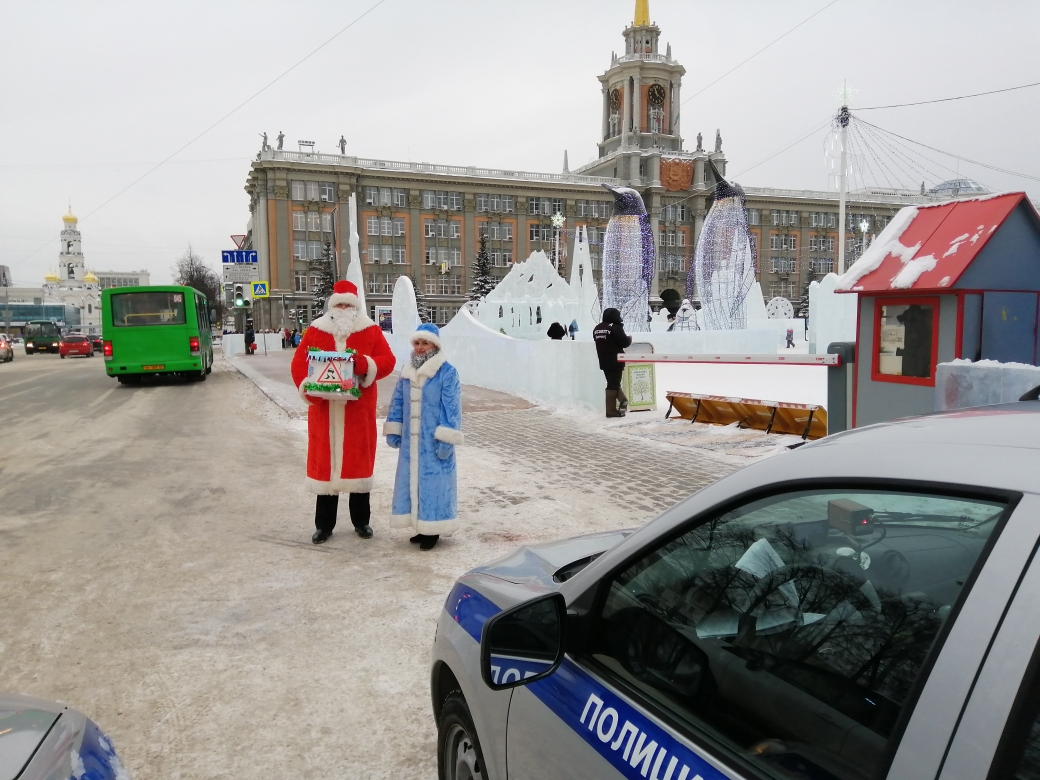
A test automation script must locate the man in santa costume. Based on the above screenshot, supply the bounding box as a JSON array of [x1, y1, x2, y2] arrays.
[[290, 280, 396, 543]]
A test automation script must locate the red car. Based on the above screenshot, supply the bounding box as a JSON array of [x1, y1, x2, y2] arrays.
[[59, 334, 94, 358]]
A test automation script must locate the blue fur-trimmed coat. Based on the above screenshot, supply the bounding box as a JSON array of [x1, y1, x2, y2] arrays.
[[383, 351, 463, 535]]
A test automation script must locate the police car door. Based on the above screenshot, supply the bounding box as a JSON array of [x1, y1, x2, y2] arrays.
[[505, 484, 1020, 780]]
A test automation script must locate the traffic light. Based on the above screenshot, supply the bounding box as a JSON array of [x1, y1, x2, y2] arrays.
[[233, 284, 252, 308]]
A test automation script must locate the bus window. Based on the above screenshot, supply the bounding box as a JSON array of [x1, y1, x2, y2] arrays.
[[111, 292, 187, 327]]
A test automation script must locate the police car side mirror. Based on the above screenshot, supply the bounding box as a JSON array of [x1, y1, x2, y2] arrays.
[[480, 593, 566, 690]]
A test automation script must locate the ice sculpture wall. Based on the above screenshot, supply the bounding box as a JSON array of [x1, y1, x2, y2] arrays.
[[689, 164, 756, 330], [474, 250, 580, 339]]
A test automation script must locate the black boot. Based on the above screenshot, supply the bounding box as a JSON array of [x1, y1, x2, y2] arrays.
[[418, 534, 440, 550], [409, 535, 422, 544], [313, 494, 338, 544], [349, 492, 373, 539]]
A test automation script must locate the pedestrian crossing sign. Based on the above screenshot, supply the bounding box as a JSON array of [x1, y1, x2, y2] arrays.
[[252, 281, 269, 298]]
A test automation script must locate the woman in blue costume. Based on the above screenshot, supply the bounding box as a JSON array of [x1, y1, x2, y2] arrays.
[[383, 323, 463, 550]]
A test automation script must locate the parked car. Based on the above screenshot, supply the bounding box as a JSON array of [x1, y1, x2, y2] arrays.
[[0, 334, 13, 362], [59, 334, 94, 358], [89, 334, 103, 352], [0, 692, 131, 779], [431, 403, 1040, 780]]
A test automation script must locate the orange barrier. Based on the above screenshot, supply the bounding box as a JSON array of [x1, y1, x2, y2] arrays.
[[664, 391, 828, 440]]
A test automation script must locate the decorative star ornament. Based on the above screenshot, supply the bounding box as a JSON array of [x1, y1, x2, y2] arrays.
[[551, 212, 565, 228]]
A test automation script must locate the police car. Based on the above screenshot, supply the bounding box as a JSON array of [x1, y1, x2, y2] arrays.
[[0, 692, 130, 779], [431, 403, 1040, 780]]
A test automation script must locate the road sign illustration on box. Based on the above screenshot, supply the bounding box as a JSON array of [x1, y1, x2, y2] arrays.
[[252, 282, 269, 298], [221, 250, 258, 264], [317, 362, 343, 384]]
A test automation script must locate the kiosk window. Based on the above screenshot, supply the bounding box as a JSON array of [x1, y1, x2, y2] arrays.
[[875, 299, 937, 383], [587, 487, 1005, 780]]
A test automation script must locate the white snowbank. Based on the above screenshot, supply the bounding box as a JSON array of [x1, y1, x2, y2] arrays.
[[891, 254, 937, 289], [935, 359, 1040, 411]]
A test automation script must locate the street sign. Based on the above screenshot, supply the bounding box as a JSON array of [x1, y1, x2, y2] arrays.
[[221, 250, 258, 264], [230, 235, 246, 249], [252, 282, 270, 298], [222, 264, 260, 283]]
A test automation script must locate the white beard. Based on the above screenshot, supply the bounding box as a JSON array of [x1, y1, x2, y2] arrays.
[[326, 307, 359, 338]]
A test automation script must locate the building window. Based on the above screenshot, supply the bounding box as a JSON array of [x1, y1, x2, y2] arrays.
[[305, 181, 319, 200], [450, 247, 461, 266], [551, 197, 563, 215], [769, 280, 796, 299], [809, 258, 834, 274], [293, 240, 306, 260], [577, 200, 588, 217], [748, 208, 761, 225], [293, 211, 306, 231], [423, 191, 436, 209], [321, 212, 332, 232], [529, 224, 540, 241], [367, 216, 379, 236], [394, 246, 407, 264], [489, 194, 501, 212], [392, 188, 407, 207], [424, 221, 435, 238], [294, 271, 308, 292], [770, 258, 797, 273], [501, 195, 514, 213], [393, 217, 405, 236], [292, 181, 306, 201], [874, 298, 939, 385], [448, 192, 462, 211], [377, 187, 391, 207], [424, 247, 437, 264], [376, 216, 389, 236], [364, 186, 378, 205], [528, 198, 540, 215], [476, 194, 489, 212], [308, 241, 322, 260], [319, 182, 335, 202], [449, 221, 460, 239], [304, 212, 319, 232]]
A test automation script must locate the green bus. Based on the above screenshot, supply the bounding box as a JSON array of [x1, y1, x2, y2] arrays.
[[101, 285, 214, 383], [24, 320, 63, 354]]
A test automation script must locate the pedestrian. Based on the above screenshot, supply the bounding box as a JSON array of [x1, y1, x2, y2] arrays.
[[244, 319, 255, 355], [292, 330, 301, 347], [290, 280, 396, 544], [568, 320, 578, 340], [283, 326, 290, 349], [546, 321, 566, 340], [786, 328, 795, 349], [593, 307, 632, 418], [383, 323, 463, 551]]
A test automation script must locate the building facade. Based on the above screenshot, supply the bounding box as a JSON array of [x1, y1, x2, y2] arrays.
[[241, 1, 955, 328], [95, 270, 151, 290]]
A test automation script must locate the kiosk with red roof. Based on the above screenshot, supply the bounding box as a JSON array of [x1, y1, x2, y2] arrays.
[[835, 192, 1040, 427]]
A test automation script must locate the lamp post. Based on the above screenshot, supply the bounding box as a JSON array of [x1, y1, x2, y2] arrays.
[[551, 212, 566, 272]]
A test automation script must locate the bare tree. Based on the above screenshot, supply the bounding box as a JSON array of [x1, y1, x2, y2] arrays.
[[173, 245, 224, 324]]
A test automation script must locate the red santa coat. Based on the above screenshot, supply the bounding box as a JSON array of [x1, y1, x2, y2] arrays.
[[290, 312, 396, 494]]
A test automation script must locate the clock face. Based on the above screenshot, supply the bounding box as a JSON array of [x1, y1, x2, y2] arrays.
[[609, 88, 621, 110], [648, 84, 666, 106]]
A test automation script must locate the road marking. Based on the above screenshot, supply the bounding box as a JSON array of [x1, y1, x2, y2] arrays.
[[0, 368, 63, 392], [89, 388, 116, 407], [0, 386, 35, 404]]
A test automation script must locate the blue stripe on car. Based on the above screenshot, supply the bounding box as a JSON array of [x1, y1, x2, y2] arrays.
[[443, 585, 729, 780], [76, 718, 129, 780]]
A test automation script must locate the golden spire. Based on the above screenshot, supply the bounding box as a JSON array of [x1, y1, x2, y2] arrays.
[[634, 0, 650, 26]]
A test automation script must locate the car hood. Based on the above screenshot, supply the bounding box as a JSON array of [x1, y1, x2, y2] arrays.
[[469, 529, 633, 588]]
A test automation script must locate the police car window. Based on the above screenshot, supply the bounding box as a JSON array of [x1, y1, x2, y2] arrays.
[[587, 488, 1005, 780]]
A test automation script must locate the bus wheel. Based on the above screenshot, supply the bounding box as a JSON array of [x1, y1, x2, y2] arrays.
[[192, 370, 206, 382]]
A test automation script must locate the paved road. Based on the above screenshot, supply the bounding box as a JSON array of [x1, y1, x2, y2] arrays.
[[0, 351, 739, 779]]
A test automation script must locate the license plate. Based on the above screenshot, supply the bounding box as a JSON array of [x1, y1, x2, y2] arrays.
[[142, 364, 164, 370]]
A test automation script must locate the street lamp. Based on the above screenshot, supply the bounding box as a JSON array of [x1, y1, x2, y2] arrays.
[[551, 212, 566, 270]]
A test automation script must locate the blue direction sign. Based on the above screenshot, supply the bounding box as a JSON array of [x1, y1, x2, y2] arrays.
[[221, 250, 258, 264]]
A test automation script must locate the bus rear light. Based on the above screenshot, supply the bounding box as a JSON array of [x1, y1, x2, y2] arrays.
[[103, 340, 113, 360], [189, 336, 201, 356]]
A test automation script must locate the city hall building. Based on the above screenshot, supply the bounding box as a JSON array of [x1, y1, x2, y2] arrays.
[[242, 1, 965, 329]]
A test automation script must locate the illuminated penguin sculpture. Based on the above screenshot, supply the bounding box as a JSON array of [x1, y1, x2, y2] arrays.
[[601, 184, 655, 331], [689, 161, 756, 330]]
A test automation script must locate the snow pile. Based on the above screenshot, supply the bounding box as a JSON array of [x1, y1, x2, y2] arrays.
[[836, 206, 920, 291], [891, 254, 937, 289], [935, 359, 1040, 411]]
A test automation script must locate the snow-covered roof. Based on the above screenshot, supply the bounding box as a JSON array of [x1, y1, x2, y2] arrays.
[[835, 192, 1035, 293]]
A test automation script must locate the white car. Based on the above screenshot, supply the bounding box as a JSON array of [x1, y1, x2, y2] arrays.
[[431, 403, 1040, 780]]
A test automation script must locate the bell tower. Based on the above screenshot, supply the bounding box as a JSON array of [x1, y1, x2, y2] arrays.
[[597, 0, 685, 168], [59, 206, 86, 284]]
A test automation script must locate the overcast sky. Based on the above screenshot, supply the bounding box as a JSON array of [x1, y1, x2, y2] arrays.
[[2, 0, 1037, 286]]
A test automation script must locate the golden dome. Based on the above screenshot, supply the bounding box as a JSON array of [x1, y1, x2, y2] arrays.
[[83, 271, 98, 283], [44, 270, 60, 282], [63, 208, 77, 224]]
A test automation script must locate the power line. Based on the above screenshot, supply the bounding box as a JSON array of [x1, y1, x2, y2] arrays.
[[729, 117, 833, 179], [857, 117, 1040, 184], [680, 0, 840, 107], [9, 0, 389, 268], [858, 81, 1040, 110]]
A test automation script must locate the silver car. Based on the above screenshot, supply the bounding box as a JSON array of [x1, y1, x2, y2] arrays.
[[0, 692, 130, 779], [431, 403, 1040, 780]]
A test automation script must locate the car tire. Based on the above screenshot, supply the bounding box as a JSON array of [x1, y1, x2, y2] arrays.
[[194, 370, 206, 382], [438, 692, 488, 780]]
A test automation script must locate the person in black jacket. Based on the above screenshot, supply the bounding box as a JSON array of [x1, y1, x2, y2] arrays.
[[593, 307, 632, 417], [546, 321, 566, 340]]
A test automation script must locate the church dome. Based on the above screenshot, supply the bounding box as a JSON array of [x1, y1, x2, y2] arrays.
[[83, 271, 98, 283], [44, 270, 60, 282], [63, 208, 77, 224]]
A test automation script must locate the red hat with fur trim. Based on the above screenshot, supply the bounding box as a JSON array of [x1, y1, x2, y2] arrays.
[[326, 280, 360, 310]]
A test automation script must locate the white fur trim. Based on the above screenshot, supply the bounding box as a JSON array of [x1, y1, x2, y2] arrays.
[[326, 291, 360, 309], [383, 421, 403, 436], [306, 476, 374, 495], [360, 354, 379, 388], [401, 350, 447, 386], [434, 426, 464, 445], [297, 382, 316, 405], [410, 330, 443, 349], [409, 385, 420, 524], [308, 310, 376, 338], [414, 517, 459, 536], [390, 513, 413, 529]]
